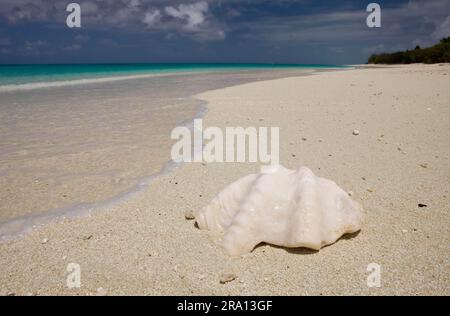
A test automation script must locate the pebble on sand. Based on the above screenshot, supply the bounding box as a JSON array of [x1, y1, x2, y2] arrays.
[[96, 287, 107, 296], [219, 273, 237, 284], [184, 210, 195, 220], [41, 238, 48, 244], [198, 274, 206, 280], [352, 130, 360, 136]]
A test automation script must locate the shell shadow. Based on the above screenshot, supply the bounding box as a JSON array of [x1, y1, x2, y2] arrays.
[[253, 230, 361, 255], [340, 230, 361, 240], [253, 243, 318, 255], [283, 246, 319, 255]]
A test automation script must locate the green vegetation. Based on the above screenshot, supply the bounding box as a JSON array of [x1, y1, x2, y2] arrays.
[[368, 38, 450, 64]]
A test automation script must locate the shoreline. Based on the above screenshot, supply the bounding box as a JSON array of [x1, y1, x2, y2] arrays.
[[0, 100, 207, 243], [0, 69, 317, 241], [0, 65, 348, 92], [0, 64, 448, 295]]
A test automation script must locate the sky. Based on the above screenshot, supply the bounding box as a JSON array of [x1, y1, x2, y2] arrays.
[[0, 0, 449, 65]]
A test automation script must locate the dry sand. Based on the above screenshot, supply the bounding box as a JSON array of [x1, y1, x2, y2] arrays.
[[0, 64, 449, 295]]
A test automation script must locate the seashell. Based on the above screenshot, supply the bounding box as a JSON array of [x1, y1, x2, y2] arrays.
[[195, 166, 363, 256]]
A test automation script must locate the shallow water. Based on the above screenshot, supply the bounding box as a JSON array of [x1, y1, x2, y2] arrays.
[[0, 68, 321, 239], [0, 63, 345, 86]]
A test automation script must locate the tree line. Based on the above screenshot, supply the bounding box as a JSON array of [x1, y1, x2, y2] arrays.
[[368, 38, 450, 64]]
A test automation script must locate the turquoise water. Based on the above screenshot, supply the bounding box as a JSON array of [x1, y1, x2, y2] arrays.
[[0, 63, 348, 86]]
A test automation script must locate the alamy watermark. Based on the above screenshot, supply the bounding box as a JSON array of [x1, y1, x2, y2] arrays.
[[366, 263, 381, 288], [66, 3, 81, 28], [171, 119, 279, 168], [366, 3, 381, 28], [65, 3, 381, 29], [66, 262, 81, 288]]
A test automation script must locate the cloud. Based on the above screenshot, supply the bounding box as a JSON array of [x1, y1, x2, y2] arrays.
[[81, 1, 99, 15], [142, 10, 161, 27], [233, 0, 450, 48], [432, 15, 450, 40], [0, 38, 11, 46], [129, 0, 141, 8], [63, 43, 81, 51], [0, 0, 69, 23], [74, 34, 90, 42], [0, 0, 226, 41], [92, 0, 224, 40], [100, 38, 118, 47], [22, 39, 48, 55], [1, 48, 12, 55], [24, 40, 47, 51], [163, 1, 226, 40], [196, 29, 226, 41], [165, 1, 208, 31]]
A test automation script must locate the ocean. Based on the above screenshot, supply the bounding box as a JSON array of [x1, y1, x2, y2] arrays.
[[0, 63, 347, 87]]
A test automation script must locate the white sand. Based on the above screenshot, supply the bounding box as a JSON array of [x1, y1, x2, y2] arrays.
[[0, 64, 449, 295]]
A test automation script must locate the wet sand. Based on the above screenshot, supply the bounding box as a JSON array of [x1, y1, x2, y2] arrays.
[[0, 69, 313, 228]]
